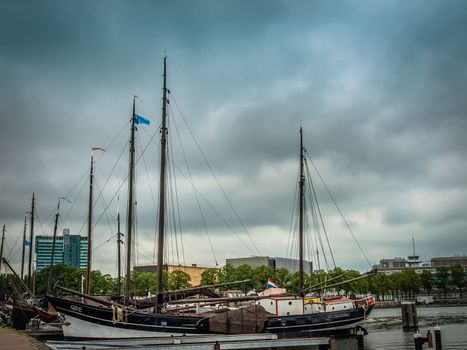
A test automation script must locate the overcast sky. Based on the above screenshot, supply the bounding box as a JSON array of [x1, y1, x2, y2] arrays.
[[1, 0, 466, 277]]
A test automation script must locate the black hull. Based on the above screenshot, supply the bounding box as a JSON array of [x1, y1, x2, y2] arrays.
[[47, 295, 372, 339], [12, 302, 38, 330], [47, 295, 207, 335], [265, 306, 373, 337]]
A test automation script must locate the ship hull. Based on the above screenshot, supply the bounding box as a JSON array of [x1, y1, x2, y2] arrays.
[[48, 295, 372, 339]]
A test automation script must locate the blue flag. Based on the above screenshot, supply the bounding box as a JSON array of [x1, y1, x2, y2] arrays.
[[25, 239, 31, 246], [135, 114, 150, 125]]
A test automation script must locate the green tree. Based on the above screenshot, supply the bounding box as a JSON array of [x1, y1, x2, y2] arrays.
[[168, 270, 191, 290], [0, 273, 19, 299], [273, 268, 290, 288], [35, 264, 84, 295], [368, 273, 389, 301], [252, 265, 274, 290], [91, 270, 115, 295], [420, 270, 434, 294], [389, 273, 402, 300], [285, 271, 307, 295], [200, 268, 220, 286], [340, 269, 361, 295], [131, 271, 156, 296], [232, 264, 254, 292], [450, 265, 465, 299], [435, 267, 450, 298], [308, 269, 328, 292], [218, 264, 236, 287], [400, 270, 420, 299]]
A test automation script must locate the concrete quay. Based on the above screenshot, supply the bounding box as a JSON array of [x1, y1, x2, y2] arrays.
[[0, 325, 46, 350]]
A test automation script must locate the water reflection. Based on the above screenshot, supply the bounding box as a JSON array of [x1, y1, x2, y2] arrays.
[[362, 306, 467, 350]]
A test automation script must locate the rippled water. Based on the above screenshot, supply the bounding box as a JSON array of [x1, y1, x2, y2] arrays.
[[361, 306, 467, 350]]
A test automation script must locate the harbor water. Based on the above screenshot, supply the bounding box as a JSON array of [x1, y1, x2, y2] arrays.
[[361, 305, 467, 349]]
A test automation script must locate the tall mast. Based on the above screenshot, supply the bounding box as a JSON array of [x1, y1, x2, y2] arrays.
[[0, 225, 5, 271], [298, 127, 305, 297], [117, 197, 122, 296], [156, 56, 168, 310], [48, 197, 61, 294], [86, 152, 94, 294], [27, 192, 35, 292], [125, 96, 136, 304], [21, 215, 27, 280]]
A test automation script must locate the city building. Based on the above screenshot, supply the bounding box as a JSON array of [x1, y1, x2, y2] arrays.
[[373, 256, 434, 275], [431, 256, 467, 270], [134, 264, 215, 286], [226, 256, 313, 274], [35, 229, 88, 270], [374, 255, 467, 275]]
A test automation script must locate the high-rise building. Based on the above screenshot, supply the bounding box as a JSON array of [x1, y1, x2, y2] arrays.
[[35, 229, 88, 270], [35, 235, 64, 270]]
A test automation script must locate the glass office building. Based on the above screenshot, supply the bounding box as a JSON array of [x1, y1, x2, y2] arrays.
[[35, 229, 88, 270]]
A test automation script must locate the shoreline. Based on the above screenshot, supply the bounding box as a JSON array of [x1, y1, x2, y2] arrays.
[[375, 300, 467, 308]]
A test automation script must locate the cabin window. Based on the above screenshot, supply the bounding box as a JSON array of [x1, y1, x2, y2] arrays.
[[271, 301, 273, 305], [288, 301, 292, 305]]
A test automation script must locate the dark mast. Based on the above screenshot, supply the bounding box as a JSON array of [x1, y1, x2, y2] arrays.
[[0, 225, 5, 271], [21, 215, 27, 280], [117, 199, 123, 296], [298, 127, 305, 297], [156, 56, 168, 310], [125, 96, 137, 305], [86, 152, 94, 294], [27, 192, 35, 293], [48, 197, 62, 294]]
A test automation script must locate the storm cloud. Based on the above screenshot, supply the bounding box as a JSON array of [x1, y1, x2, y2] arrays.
[[1, 0, 466, 275]]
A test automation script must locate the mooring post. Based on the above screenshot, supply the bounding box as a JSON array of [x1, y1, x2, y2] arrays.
[[426, 330, 433, 348], [402, 301, 418, 331], [329, 337, 337, 350], [434, 326, 442, 350], [414, 333, 424, 350], [356, 329, 365, 350], [213, 340, 221, 350]]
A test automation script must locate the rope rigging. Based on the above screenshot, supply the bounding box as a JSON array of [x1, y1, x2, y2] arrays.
[[305, 152, 372, 269], [170, 91, 261, 257], [169, 105, 218, 266]]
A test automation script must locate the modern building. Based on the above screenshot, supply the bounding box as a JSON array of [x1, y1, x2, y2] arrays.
[[226, 256, 313, 274], [431, 256, 467, 270], [134, 264, 215, 286], [373, 256, 434, 275], [373, 255, 467, 275], [35, 229, 88, 270]]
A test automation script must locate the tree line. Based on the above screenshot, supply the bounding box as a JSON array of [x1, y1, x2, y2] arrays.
[[1, 263, 465, 300]]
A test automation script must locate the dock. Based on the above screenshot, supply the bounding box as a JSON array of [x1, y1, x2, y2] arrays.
[[46, 333, 332, 350], [0, 325, 46, 350]]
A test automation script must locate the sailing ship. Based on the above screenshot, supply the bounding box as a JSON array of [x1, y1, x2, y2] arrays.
[[1, 197, 58, 330], [46, 57, 375, 339]]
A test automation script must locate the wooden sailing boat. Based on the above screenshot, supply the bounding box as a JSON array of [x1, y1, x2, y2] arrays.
[[3, 195, 59, 329], [47, 58, 375, 339]]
